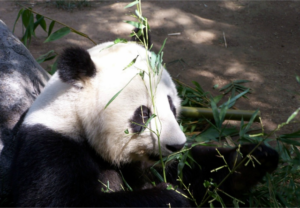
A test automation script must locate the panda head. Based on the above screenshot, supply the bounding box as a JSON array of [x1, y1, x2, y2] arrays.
[[24, 42, 186, 165]]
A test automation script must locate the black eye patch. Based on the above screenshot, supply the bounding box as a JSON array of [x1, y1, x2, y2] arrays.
[[130, 105, 151, 133], [167, 95, 176, 117]]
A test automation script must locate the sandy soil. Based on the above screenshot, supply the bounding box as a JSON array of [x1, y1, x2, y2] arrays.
[[0, 1, 299, 135]]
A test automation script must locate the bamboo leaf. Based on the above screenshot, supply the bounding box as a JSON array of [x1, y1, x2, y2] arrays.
[[141, 114, 156, 133], [49, 59, 58, 75], [158, 38, 167, 55], [124, 20, 145, 29], [28, 14, 34, 38], [119, 171, 133, 191], [22, 9, 32, 28], [150, 167, 164, 182], [48, 21, 55, 37], [219, 100, 230, 124], [123, 55, 139, 70], [36, 14, 47, 32], [44, 27, 71, 43], [124, 0, 139, 8], [71, 29, 87, 37], [36, 50, 56, 63], [177, 150, 189, 177], [223, 85, 234, 94], [244, 109, 259, 133], [114, 38, 128, 44], [296, 75, 300, 84], [150, 51, 157, 72], [286, 108, 300, 124], [13, 8, 24, 33], [279, 130, 300, 139], [105, 74, 138, 109], [135, 9, 145, 21], [219, 89, 249, 108], [278, 138, 300, 146], [233, 80, 251, 84], [219, 83, 232, 91]]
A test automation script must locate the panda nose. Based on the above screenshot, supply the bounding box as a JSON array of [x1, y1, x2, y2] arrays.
[[166, 143, 185, 152]]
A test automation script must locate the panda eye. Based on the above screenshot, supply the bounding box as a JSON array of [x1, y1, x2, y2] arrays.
[[167, 95, 176, 117], [130, 105, 151, 133], [139, 106, 150, 119]]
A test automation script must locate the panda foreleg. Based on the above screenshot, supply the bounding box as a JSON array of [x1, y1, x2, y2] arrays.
[[10, 125, 190, 207], [165, 144, 279, 206]]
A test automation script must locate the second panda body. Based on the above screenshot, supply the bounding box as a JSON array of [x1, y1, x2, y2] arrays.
[[10, 42, 279, 207]]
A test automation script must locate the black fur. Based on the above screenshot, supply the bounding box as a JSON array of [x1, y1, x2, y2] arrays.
[[130, 105, 151, 133], [10, 124, 189, 207], [57, 47, 96, 84], [10, 124, 279, 207], [167, 95, 176, 117]]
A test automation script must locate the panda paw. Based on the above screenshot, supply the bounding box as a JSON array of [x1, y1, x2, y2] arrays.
[[229, 144, 279, 193], [155, 183, 191, 207]]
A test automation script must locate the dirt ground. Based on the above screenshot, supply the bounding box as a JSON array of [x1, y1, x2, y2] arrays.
[[0, 1, 299, 135]]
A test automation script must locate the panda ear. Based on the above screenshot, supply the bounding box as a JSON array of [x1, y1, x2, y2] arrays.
[[57, 47, 96, 84]]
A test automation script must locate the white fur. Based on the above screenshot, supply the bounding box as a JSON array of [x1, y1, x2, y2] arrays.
[[24, 42, 186, 165]]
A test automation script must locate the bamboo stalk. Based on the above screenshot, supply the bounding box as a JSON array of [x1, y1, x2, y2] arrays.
[[181, 107, 260, 122]]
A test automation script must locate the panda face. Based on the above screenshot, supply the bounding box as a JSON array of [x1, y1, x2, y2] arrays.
[[24, 42, 186, 166]]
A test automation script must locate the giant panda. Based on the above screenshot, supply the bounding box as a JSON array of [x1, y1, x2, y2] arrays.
[[9, 41, 279, 207]]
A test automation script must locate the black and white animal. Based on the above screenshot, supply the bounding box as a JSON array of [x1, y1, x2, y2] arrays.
[[10, 42, 279, 207]]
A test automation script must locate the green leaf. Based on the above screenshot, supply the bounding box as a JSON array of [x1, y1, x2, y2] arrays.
[[49, 59, 58, 75], [177, 150, 189, 177], [219, 89, 249, 108], [219, 83, 232, 91], [22, 9, 32, 28], [233, 80, 251, 84], [36, 50, 57, 64], [119, 171, 133, 191], [210, 98, 223, 128], [114, 38, 128, 44], [166, 184, 173, 190], [29, 14, 35, 38], [13, 8, 24, 34], [44, 27, 71, 43], [71, 30, 88, 38], [35, 14, 47, 32], [278, 138, 300, 146], [212, 94, 223, 105], [150, 167, 164, 182], [141, 114, 156, 133], [124, 129, 129, 134], [158, 38, 167, 55], [105, 74, 138, 109], [124, 0, 139, 8], [135, 9, 145, 21], [100, 38, 128, 52], [219, 100, 230, 124], [48, 21, 55, 37], [296, 75, 300, 84], [286, 108, 300, 124], [150, 51, 157, 72], [124, 20, 145, 29], [195, 127, 219, 142], [123, 55, 139, 70], [279, 130, 300, 139]]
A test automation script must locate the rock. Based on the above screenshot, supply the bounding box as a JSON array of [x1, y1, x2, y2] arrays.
[[0, 19, 50, 201]]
